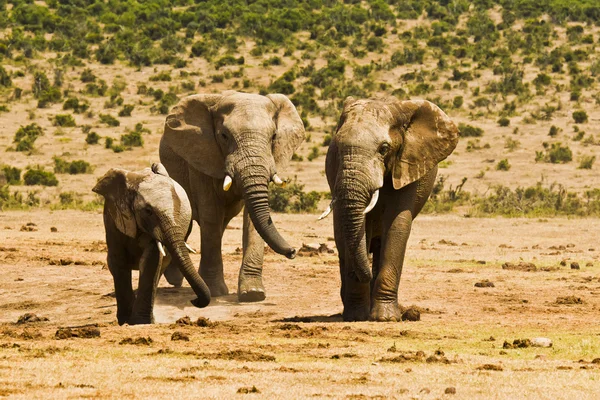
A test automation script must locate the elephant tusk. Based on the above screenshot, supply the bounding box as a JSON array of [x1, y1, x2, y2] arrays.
[[272, 174, 285, 186], [317, 200, 335, 220], [363, 190, 379, 215], [157, 241, 166, 257], [223, 175, 233, 191], [185, 243, 197, 254]]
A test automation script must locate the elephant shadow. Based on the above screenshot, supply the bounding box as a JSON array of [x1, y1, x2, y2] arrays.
[[272, 314, 344, 323], [154, 287, 276, 309]]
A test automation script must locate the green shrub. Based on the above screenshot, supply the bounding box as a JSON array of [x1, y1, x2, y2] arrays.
[[536, 142, 572, 164], [504, 138, 520, 152], [497, 117, 510, 127], [422, 176, 469, 214], [32, 71, 61, 108], [548, 125, 561, 137], [496, 159, 511, 171], [307, 146, 320, 161], [322, 134, 332, 147], [105, 137, 114, 149], [2, 166, 21, 185], [63, 97, 89, 114], [121, 131, 143, 148], [572, 110, 588, 124], [99, 114, 120, 127], [80, 68, 96, 83], [268, 179, 321, 213], [118, 104, 134, 117], [85, 131, 100, 145], [458, 123, 483, 137], [579, 155, 595, 170], [149, 71, 172, 82], [53, 114, 76, 127], [54, 157, 93, 174], [24, 167, 58, 186], [0, 65, 11, 87], [452, 96, 463, 108], [13, 123, 43, 152]]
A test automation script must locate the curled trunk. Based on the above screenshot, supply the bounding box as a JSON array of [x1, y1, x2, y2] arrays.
[[241, 173, 296, 259], [165, 239, 211, 307]]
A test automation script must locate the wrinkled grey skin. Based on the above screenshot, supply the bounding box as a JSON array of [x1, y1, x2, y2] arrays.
[[93, 163, 211, 325], [159, 91, 305, 302], [325, 97, 458, 321]]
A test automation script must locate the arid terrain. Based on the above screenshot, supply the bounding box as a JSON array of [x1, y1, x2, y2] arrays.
[[2, 211, 600, 398]]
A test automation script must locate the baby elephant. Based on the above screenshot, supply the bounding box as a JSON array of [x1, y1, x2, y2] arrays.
[[323, 97, 459, 321], [93, 163, 211, 325]]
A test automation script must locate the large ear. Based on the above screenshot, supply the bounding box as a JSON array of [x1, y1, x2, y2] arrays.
[[161, 94, 224, 179], [92, 168, 137, 238], [389, 100, 458, 190], [267, 94, 306, 170]]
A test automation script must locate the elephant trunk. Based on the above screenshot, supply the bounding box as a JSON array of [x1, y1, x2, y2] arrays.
[[336, 175, 373, 283], [239, 165, 296, 259], [164, 227, 211, 307]]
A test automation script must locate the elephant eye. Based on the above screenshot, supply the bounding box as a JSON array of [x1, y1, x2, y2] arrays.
[[220, 133, 228, 142], [143, 206, 153, 216], [378, 143, 390, 156]]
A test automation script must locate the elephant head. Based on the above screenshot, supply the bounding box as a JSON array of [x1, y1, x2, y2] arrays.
[[92, 163, 211, 308], [325, 97, 458, 282], [161, 91, 305, 259]]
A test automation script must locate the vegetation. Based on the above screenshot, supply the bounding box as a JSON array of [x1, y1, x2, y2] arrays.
[[458, 123, 483, 138], [53, 157, 93, 175], [535, 142, 573, 164], [572, 110, 588, 124], [2, 166, 21, 185], [23, 167, 58, 186], [269, 180, 321, 213], [52, 114, 76, 127], [496, 159, 511, 171], [13, 123, 43, 152]]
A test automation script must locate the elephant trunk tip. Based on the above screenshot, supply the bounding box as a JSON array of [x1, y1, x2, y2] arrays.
[[286, 247, 297, 260], [190, 296, 211, 308]]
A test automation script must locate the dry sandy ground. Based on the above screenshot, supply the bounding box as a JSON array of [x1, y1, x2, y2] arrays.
[[1, 210, 600, 399]]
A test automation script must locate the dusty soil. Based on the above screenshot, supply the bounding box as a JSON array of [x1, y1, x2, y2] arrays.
[[2, 210, 600, 398]]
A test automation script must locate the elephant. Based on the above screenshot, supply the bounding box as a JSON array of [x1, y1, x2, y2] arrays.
[[322, 97, 458, 321], [92, 163, 211, 325], [159, 91, 305, 302]]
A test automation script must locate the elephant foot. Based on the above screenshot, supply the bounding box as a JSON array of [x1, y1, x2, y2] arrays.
[[369, 301, 402, 322], [128, 314, 154, 325], [163, 265, 184, 288], [342, 304, 370, 322], [238, 275, 266, 303], [204, 279, 229, 297]]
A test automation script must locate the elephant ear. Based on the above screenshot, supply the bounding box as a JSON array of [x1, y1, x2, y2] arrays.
[[267, 94, 306, 170], [162, 94, 224, 179], [92, 169, 137, 238], [389, 100, 458, 190]]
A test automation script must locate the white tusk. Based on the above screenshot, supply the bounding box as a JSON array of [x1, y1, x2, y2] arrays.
[[272, 174, 284, 186], [317, 200, 335, 220], [223, 175, 232, 191], [363, 190, 380, 215], [185, 243, 197, 254], [157, 241, 166, 257]]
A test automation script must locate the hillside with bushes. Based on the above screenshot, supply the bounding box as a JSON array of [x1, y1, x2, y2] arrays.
[[0, 0, 599, 216]]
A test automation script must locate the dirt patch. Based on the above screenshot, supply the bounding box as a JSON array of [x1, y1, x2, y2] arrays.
[[119, 337, 153, 346], [503, 339, 532, 349], [171, 331, 189, 341], [175, 316, 215, 327], [20, 223, 38, 232], [16, 313, 49, 324], [401, 308, 420, 321], [502, 262, 537, 272], [555, 296, 584, 305], [475, 280, 495, 288], [237, 386, 260, 394], [380, 350, 453, 364], [477, 364, 503, 371], [200, 350, 276, 362], [55, 327, 101, 339]]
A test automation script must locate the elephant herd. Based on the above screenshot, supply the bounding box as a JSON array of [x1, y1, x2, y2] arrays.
[[93, 91, 459, 325]]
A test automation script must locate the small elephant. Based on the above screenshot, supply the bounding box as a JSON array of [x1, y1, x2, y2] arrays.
[[92, 163, 211, 325], [159, 91, 305, 302], [322, 97, 459, 321]]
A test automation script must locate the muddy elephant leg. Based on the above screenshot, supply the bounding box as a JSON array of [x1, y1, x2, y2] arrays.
[[130, 244, 161, 325], [199, 219, 229, 297], [107, 251, 134, 326], [238, 207, 266, 302]]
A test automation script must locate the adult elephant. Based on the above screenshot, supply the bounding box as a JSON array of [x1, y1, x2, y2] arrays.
[[159, 91, 305, 302], [322, 97, 458, 321], [93, 163, 211, 325]]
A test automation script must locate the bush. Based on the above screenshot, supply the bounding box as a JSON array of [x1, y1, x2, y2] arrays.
[[80, 68, 96, 83], [32, 71, 61, 107], [24, 167, 58, 186], [537, 142, 572, 164], [269, 179, 321, 213], [99, 114, 120, 127], [458, 123, 483, 137], [307, 146, 320, 161], [452, 96, 463, 108], [572, 110, 588, 124], [13, 123, 43, 152], [497, 117, 510, 127], [118, 104, 134, 117], [53, 114, 76, 127], [2, 166, 21, 185], [579, 155, 595, 170], [121, 131, 143, 148], [63, 97, 89, 114], [82, 131, 98, 145], [496, 159, 511, 171], [149, 71, 172, 82], [54, 157, 93, 174], [0, 65, 11, 87], [548, 125, 561, 137]]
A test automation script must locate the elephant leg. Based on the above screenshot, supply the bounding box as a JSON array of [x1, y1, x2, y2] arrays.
[[370, 184, 418, 322], [199, 219, 229, 297], [130, 244, 161, 325], [107, 253, 134, 326], [238, 207, 266, 302]]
